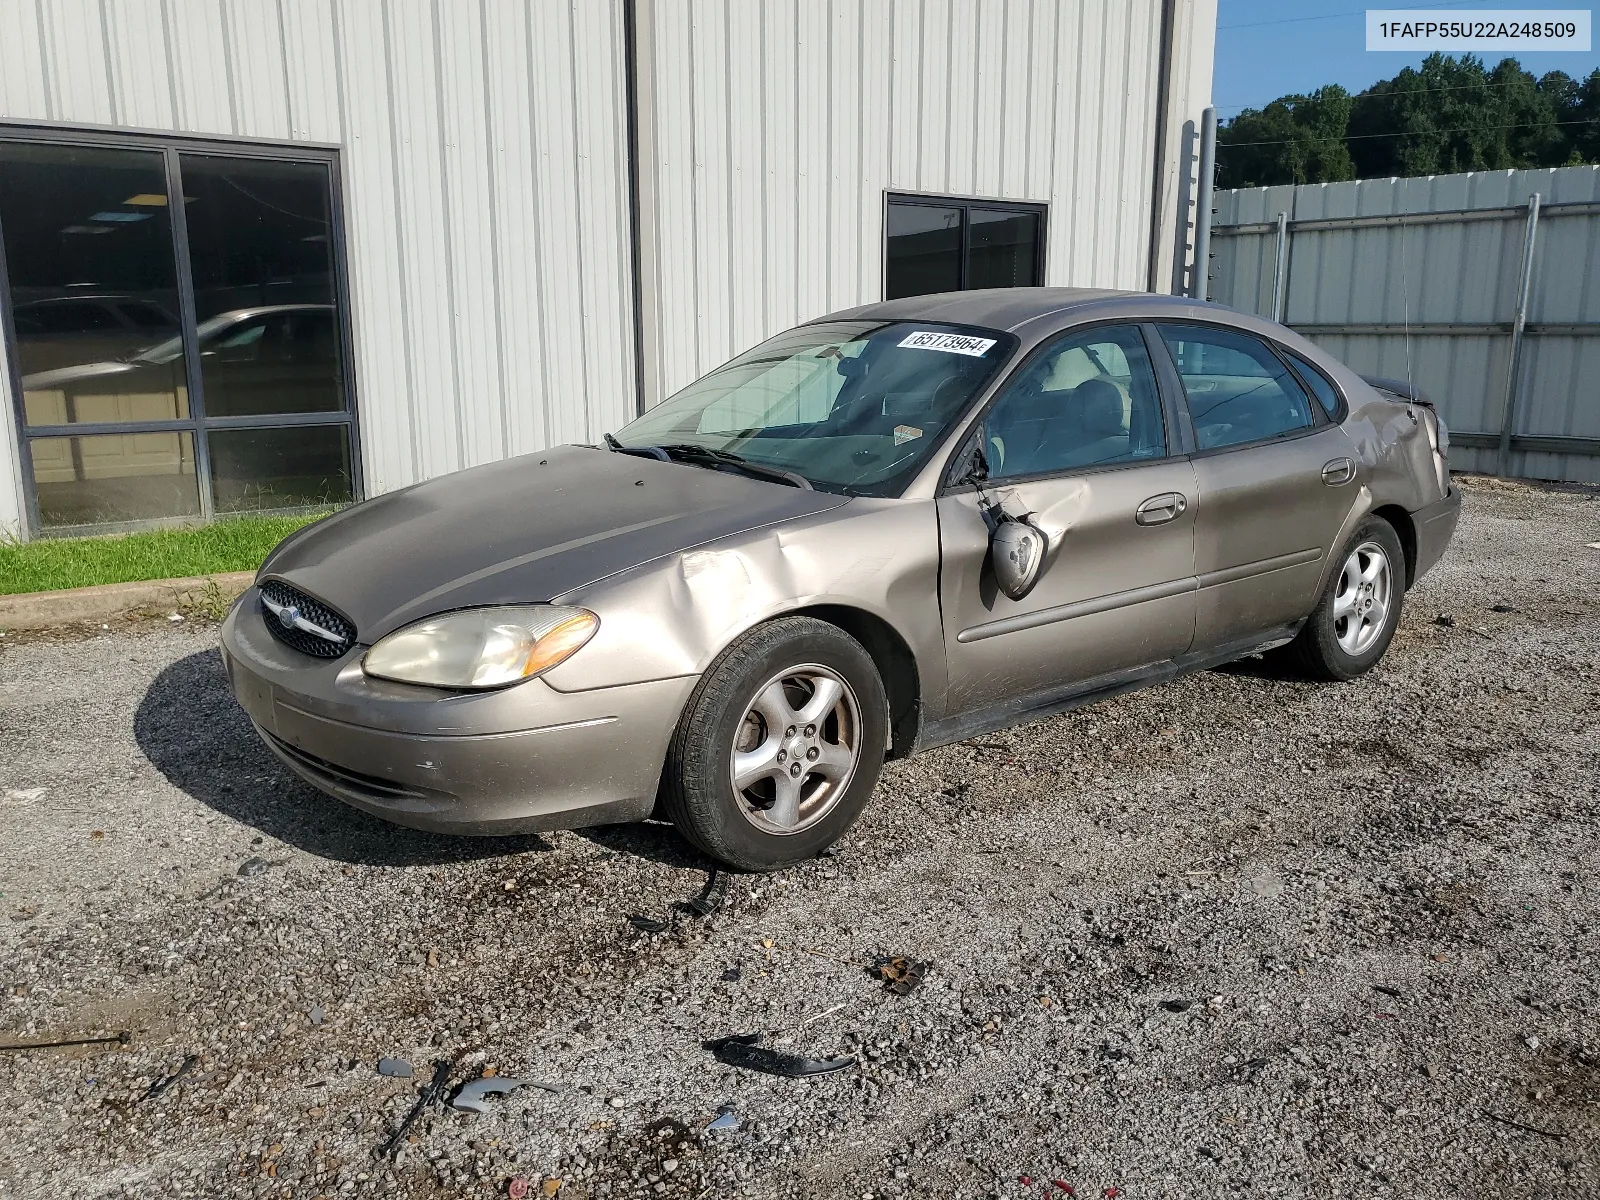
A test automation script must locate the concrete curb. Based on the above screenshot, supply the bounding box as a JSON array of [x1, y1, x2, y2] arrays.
[[0, 571, 255, 631]]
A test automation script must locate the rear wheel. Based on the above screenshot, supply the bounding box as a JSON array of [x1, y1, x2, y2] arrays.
[[1285, 516, 1405, 681], [661, 617, 888, 871]]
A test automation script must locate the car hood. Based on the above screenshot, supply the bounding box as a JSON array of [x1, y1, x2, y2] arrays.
[[259, 445, 851, 641]]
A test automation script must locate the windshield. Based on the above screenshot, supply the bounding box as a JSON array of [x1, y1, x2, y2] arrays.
[[614, 319, 1016, 496]]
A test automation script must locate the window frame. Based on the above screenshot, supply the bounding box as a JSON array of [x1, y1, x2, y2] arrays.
[[1149, 320, 1329, 459], [939, 320, 1185, 493], [882, 191, 1048, 300], [0, 122, 363, 537]]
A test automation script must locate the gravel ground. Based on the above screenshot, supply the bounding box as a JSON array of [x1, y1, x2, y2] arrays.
[[1, 474, 1597, 1200]]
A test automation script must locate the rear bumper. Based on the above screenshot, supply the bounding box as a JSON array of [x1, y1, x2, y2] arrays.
[[1410, 484, 1462, 586], [220, 590, 696, 835]]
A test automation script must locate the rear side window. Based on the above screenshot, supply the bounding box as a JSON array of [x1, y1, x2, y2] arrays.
[[1156, 325, 1315, 451], [1284, 351, 1344, 421]]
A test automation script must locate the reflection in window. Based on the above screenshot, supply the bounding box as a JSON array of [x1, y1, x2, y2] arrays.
[[884, 196, 1044, 300], [983, 326, 1166, 478], [180, 155, 345, 418], [0, 137, 358, 535], [30, 431, 199, 529], [0, 142, 188, 425], [1158, 325, 1316, 451], [209, 425, 353, 513]]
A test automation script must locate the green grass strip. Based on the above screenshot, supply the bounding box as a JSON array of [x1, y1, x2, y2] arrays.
[[0, 513, 327, 595]]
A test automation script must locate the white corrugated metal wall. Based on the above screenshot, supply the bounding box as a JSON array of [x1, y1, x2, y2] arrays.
[[1211, 167, 1600, 484], [0, 0, 1216, 539], [0, 0, 636, 539], [634, 0, 1217, 404]]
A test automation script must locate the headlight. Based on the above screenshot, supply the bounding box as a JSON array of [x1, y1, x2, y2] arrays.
[[362, 606, 598, 689]]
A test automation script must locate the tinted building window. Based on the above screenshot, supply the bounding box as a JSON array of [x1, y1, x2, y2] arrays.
[[884, 195, 1044, 300], [0, 136, 356, 534]]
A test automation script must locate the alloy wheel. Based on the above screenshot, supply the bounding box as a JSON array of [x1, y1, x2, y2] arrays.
[[1333, 540, 1392, 655], [729, 664, 862, 835]]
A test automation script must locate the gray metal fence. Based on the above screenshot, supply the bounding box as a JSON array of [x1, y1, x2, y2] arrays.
[[1208, 166, 1600, 484]]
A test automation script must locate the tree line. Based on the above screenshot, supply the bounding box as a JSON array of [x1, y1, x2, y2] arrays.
[[1216, 53, 1600, 188]]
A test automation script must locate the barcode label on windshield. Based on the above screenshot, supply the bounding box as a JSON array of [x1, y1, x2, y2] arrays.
[[898, 331, 997, 357]]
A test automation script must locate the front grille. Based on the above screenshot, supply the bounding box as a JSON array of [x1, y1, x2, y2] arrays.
[[258, 579, 357, 659], [265, 732, 435, 802]]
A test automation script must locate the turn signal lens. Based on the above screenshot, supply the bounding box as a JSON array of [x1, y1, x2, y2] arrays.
[[362, 606, 598, 689]]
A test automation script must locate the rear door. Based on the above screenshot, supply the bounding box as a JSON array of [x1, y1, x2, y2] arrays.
[[937, 323, 1197, 716], [1153, 323, 1359, 650]]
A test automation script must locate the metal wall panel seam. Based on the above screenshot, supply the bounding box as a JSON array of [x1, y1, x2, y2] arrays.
[[378, 0, 424, 484]]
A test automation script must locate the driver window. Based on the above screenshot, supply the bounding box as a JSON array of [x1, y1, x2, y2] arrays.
[[982, 325, 1166, 479], [1156, 325, 1315, 451]]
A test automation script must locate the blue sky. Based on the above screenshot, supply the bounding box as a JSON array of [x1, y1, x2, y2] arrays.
[[1214, 1, 1600, 116]]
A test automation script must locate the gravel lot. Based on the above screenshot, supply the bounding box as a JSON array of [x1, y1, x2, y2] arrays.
[[2, 474, 1597, 1200]]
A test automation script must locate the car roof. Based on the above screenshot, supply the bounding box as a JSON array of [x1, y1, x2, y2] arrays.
[[814, 286, 1336, 358]]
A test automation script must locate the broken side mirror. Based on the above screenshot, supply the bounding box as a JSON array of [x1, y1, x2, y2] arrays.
[[990, 514, 1047, 601]]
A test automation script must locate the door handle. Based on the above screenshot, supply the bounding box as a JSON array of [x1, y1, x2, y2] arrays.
[[1135, 492, 1187, 526], [1321, 458, 1356, 486]]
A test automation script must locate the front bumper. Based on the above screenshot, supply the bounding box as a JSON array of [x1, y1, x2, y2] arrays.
[[1410, 483, 1462, 586], [220, 590, 696, 835]]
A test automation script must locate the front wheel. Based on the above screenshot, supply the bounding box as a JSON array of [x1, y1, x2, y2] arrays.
[[660, 617, 888, 871], [1285, 516, 1405, 681]]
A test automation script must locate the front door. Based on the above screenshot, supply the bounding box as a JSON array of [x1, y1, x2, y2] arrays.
[[938, 324, 1198, 717], [1153, 323, 1361, 649]]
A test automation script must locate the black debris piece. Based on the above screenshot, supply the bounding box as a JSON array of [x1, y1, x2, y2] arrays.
[[1160, 999, 1193, 1013], [627, 914, 670, 933], [1433, 613, 1455, 628], [0, 1030, 129, 1053], [871, 955, 930, 996], [377, 1057, 414, 1079], [1372, 984, 1403, 998], [1490, 604, 1518, 613], [720, 966, 742, 983], [1481, 1109, 1566, 1141], [681, 869, 729, 917], [141, 1054, 198, 1102], [375, 1059, 452, 1160], [704, 1033, 854, 1078]]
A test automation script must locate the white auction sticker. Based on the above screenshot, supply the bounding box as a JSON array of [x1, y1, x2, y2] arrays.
[[1367, 10, 1589, 51], [898, 330, 997, 357]]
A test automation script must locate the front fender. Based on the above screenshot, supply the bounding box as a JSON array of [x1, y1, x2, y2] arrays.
[[540, 498, 948, 711]]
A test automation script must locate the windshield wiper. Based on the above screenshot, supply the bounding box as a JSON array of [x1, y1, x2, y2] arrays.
[[653, 443, 813, 490]]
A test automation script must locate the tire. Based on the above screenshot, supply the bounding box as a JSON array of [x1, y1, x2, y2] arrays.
[[661, 616, 888, 871], [1285, 515, 1406, 681]]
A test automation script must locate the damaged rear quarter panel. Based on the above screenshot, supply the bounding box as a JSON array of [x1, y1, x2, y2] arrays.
[[541, 498, 948, 712]]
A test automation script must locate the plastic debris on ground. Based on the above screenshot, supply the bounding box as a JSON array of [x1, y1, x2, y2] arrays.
[[141, 1054, 198, 1102], [627, 913, 669, 933], [1433, 613, 1455, 627], [706, 1105, 741, 1131], [451, 1076, 529, 1113], [0, 1030, 128, 1053], [704, 1032, 854, 1078], [872, 955, 930, 996], [681, 869, 728, 916], [377, 1057, 414, 1079], [375, 1059, 452, 1159]]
